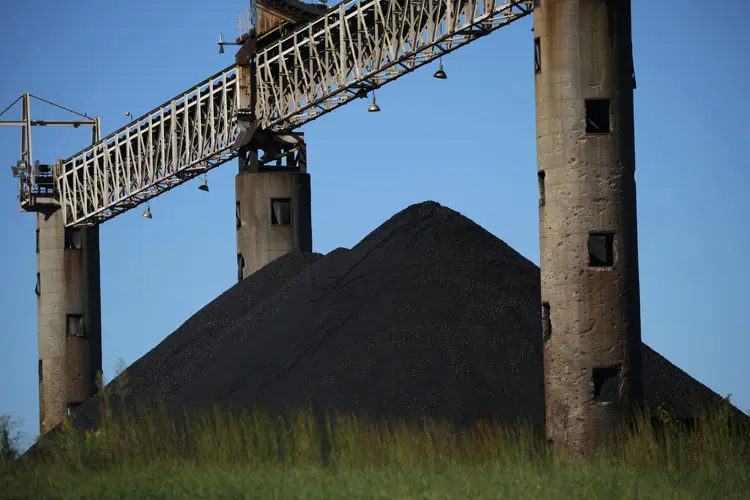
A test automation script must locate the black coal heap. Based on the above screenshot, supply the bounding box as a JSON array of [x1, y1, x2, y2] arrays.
[[58, 201, 741, 437]]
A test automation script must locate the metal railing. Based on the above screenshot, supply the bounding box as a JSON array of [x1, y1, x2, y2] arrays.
[[236, 4, 257, 38]]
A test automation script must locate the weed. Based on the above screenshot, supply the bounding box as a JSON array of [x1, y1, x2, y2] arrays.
[[0, 415, 21, 464], [3, 368, 748, 499]]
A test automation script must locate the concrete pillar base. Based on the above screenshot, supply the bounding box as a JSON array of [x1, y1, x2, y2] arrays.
[[36, 208, 102, 435], [235, 170, 312, 280], [534, 0, 643, 456]]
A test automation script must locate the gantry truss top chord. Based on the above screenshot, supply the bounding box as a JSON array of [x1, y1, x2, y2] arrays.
[[56, 0, 532, 227]]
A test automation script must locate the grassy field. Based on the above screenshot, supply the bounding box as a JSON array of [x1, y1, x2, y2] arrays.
[[1, 387, 748, 499]]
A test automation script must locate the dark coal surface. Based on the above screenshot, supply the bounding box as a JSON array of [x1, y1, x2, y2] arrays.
[[38, 201, 745, 447], [167, 201, 545, 428], [641, 347, 737, 420], [60, 250, 324, 433]]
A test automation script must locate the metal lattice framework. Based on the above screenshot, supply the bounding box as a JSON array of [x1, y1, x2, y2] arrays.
[[59, 0, 533, 227]]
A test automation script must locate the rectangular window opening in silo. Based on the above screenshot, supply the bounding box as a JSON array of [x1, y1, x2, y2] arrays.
[[237, 253, 245, 282], [64, 229, 82, 250], [236, 202, 241, 229], [66, 314, 85, 338], [38, 359, 43, 382], [588, 232, 614, 267], [35, 273, 40, 296], [534, 0, 541, 7], [542, 302, 551, 341], [585, 99, 611, 134], [271, 198, 292, 226], [534, 38, 541, 74], [538, 170, 546, 207], [68, 402, 82, 416], [36, 229, 40, 253], [593, 365, 620, 403]]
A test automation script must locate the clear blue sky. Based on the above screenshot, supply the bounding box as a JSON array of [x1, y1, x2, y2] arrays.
[[1, 1, 748, 448]]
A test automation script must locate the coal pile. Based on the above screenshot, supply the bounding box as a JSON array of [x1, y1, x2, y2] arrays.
[[47, 201, 745, 440]]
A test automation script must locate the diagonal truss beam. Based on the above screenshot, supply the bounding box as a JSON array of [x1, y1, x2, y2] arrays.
[[59, 0, 533, 227]]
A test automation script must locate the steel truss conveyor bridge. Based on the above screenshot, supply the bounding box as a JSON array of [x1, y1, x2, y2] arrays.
[[49, 0, 532, 228]]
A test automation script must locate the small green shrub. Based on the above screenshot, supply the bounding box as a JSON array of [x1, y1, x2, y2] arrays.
[[0, 414, 21, 464]]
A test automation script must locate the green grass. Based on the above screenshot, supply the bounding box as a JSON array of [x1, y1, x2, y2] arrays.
[[1, 380, 748, 499], [4, 459, 747, 500]]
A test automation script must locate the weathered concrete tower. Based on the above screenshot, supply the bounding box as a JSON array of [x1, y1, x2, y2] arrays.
[[5, 98, 107, 436], [231, 0, 321, 279], [534, 0, 642, 455], [36, 192, 102, 435], [235, 140, 312, 279]]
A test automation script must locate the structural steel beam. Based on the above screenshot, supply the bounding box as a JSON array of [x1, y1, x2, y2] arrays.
[[0, 121, 96, 127]]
